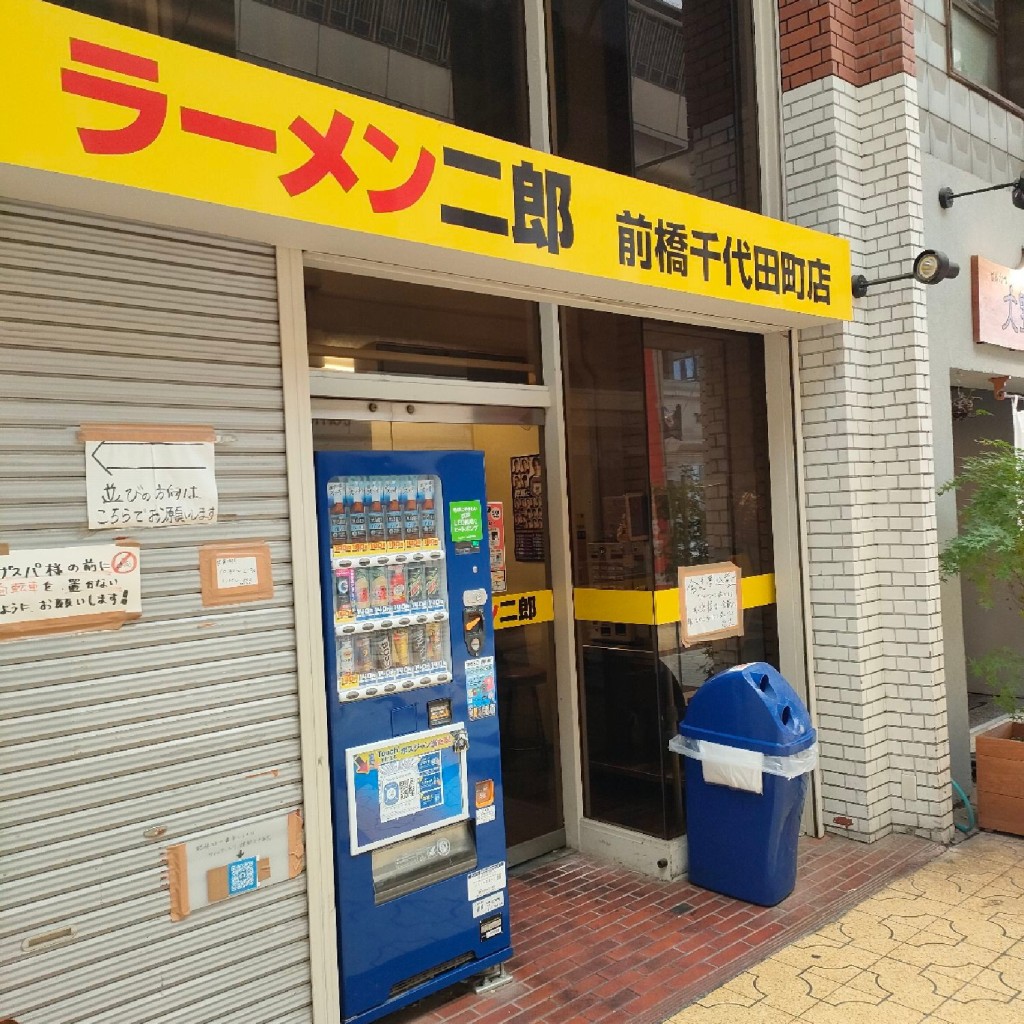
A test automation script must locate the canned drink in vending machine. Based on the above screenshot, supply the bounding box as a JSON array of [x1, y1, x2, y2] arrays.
[[425, 620, 444, 665], [353, 566, 372, 616], [391, 627, 410, 669], [370, 564, 390, 615], [387, 564, 408, 613], [366, 479, 387, 552], [374, 629, 394, 675], [406, 564, 425, 611], [423, 563, 443, 609], [385, 480, 405, 552], [401, 477, 421, 550], [418, 478, 438, 547], [354, 634, 374, 676], [337, 638, 357, 685], [410, 623, 427, 668], [346, 478, 367, 553], [334, 567, 355, 623]]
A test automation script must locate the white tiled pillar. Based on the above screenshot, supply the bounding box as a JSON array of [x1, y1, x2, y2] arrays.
[[782, 74, 953, 842]]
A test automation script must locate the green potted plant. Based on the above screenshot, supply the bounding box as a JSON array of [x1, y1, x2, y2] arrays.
[[939, 439, 1024, 834]]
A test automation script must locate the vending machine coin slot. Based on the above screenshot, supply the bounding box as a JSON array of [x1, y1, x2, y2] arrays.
[[463, 606, 486, 657]]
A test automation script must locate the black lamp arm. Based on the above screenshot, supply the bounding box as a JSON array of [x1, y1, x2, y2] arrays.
[[939, 176, 1024, 209], [851, 271, 913, 297]]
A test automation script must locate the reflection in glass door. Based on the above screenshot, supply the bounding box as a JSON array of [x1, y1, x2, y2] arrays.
[[312, 406, 563, 864], [562, 309, 779, 841]]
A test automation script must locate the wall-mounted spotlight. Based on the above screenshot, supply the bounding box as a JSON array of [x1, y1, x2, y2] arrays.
[[851, 249, 959, 298], [938, 174, 1024, 210]]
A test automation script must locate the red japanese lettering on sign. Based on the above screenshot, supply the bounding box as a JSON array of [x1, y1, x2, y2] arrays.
[[60, 36, 437, 215], [61, 37, 276, 156]]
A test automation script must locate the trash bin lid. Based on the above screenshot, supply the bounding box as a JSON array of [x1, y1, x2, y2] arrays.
[[678, 662, 816, 755]]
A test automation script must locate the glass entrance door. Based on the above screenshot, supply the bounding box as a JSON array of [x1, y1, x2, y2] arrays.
[[313, 403, 564, 864]]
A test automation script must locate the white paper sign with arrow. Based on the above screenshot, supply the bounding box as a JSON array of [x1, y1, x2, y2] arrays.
[[83, 428, 218, 530]]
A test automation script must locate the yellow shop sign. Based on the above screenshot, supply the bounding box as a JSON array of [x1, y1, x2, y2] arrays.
[[1, 0, 851, 322]]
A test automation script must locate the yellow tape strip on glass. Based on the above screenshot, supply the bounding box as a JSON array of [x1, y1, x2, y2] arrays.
[[492, 590, 555, 631], [572, 573, 776, 625]]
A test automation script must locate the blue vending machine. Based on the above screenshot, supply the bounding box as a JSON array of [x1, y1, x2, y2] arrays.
[[314, 450, 511, 1024]]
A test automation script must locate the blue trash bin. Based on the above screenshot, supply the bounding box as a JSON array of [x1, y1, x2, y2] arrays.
[[671, 662, 817, 906]]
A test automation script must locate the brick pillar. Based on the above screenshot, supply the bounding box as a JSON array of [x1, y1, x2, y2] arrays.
[[778, 0, 952, 842]]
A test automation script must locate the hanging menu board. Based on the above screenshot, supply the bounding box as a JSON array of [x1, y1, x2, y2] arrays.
[[678, 562, 743, 646]]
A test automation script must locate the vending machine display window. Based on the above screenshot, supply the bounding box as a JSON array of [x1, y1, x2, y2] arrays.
[[327, 474, 453, 701]]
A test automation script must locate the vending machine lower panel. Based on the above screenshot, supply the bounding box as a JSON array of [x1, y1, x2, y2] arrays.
[[315, 450, 511, 1023]]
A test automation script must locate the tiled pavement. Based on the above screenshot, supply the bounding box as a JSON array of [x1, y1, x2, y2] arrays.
[[390, 832, 943, 1024], [665, 832, 1024, 1024]]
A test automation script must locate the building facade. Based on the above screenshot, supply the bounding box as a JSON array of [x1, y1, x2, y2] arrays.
[[3, 2, 1018, 1023]]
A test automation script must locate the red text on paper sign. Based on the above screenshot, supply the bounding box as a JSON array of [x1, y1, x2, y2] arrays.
[[58, 37, 576, 248]]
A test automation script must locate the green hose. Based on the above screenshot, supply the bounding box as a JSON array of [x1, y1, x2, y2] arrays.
[[952, 779, 976, 834]]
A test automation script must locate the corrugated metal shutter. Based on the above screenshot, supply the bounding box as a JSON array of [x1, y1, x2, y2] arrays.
[[0, 201, 313, 1024]]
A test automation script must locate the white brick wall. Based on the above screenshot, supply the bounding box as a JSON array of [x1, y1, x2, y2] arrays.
[[782, 73, 953, 843]]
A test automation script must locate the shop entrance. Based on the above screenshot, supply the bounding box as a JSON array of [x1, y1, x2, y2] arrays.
[[312, 400, 564, 865]]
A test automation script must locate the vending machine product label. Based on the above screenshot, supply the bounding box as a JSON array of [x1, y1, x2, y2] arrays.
[[465, 656, 497, 721], [488, 502, 507, 593], [476, 804, 496, 825], [467, 861, 506, 901], [472, 890, 505, 918]]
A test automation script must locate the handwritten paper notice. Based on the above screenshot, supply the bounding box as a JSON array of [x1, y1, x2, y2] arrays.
[[80, 424, 218, 530], [679, 561, 743, 646], [199, 541, 274, 608], [0, 543, 142, 642], [216, 556, 258, 590]]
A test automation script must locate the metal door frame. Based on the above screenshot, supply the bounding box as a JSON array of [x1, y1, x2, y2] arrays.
[[310, 392, 567, 866]]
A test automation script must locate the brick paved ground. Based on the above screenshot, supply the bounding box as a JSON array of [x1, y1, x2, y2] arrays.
[[389, 832, 942, 1024]]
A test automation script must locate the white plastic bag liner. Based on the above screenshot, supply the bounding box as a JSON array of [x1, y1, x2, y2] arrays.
[[668, 735, 819, 787], [698, 740, 763, 793]]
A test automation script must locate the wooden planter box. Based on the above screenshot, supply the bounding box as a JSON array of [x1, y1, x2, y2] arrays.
[[976, 721, 1024, 836]]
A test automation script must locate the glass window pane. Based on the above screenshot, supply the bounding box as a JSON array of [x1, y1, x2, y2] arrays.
[[563, 308, 779, 840], [305, 267, 542, 384], [549, 1, 759, 209], [951, 8, 999, 92], [643, 328, 774, 583], [54, 0, 530, 142]]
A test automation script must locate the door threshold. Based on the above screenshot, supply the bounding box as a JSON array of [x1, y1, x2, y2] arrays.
[[507, 828, 566, 869]]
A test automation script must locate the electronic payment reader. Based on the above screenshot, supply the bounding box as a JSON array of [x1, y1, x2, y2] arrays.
[[314, 450, 511, 1023]]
